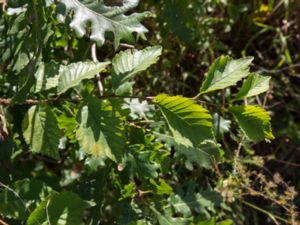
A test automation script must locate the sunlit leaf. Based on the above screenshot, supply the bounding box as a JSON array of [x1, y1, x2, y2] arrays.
[[58, 61, 110, 94], [229, 105, 275, 142], [234, 73, 271, 101], [56, 0, 150, 47], [199, 56, 253, 94], [112, 46, 162, 90], [155, 94, 213, 147]]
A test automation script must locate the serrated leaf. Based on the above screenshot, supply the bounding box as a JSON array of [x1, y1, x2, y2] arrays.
[[0, 179, 52, 220], [199, 56, 253, 94], [23, 105, 61, 159], [112, 46, 162, 89], [155, 94, 213, 147], [76, 97, 124, 162], [58, 61, 110, 94], [234, 73, 271, 101], [229, 105, 275, 142], [176, 140, 222, 170], [27, 192, 91, 225], [56, 0, 150, 47], [34, 61, 60, 93]]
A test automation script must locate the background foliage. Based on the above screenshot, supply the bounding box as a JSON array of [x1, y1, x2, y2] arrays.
[[0, 0, 299, 225]]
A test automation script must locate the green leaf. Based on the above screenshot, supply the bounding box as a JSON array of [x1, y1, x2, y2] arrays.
[[176, 140, 222, 170], [168, 194, 192, 217], [234, 73, 271, 101], [199, 56, 253, 94], [27, 192, 91, 225], [76, 97, 125, 162], [229, 105, 275, 142], [0, 179, 52, 220], [159, 0, 194, 43], [56, 0, 150, 47], [150, 179, 173, 195], [125, 150, 158, 179], [23, 105, 61, 159], [58, 61, 110, 94], [34, 61, 60, 93], [150, 206, 191, 225], [169, 188, 223, 219], [155, 94, 213, 147], [112, 46, 162, 90]]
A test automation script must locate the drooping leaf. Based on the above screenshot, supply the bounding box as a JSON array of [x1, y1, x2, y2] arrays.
[[155, 94, 213, 147], [229, 105, 275, 142], [234, 73, 271, 101], [58, 61, 110, 94], [176, 140, 222, 170], [76, 97, 125, 162], [0, 179, 52, 220], [56, 0, 150, 47], [23, 105, 61, 159], [26, 192, 91, 225], [199, 56, 253, 94], [112, 46, 162, 90]]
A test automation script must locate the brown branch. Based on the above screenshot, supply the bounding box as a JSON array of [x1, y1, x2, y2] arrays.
[[0, 218, 9, 225], [0, 0, 6, 12], [0, 99, 39, 106], [0, 96, 154, 106], [0, 95, 222, 107]]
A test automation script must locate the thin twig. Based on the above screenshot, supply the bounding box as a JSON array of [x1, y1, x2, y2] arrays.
[[0, 0, 6, 12], [240, 199, 288, 225], [91, 43, 104, 96], [233, 136, 245, 175]]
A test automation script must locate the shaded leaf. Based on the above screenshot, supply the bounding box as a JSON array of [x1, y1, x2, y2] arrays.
[[169, 188, 223, 219], [176, 140, 222, 170], [229, 105, 275, 142], [34, 61, 60, 93], [27, 192, 91, 225], [0, 179, 52, 220], [199, 56, 253, 94], [234, 73, 271, 101], [56, 0, 150, 47], [23, 105, 61, 159], [125, 150, 158, 179], [150, 206, 191, 225], [76, 97, 125, 162]]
